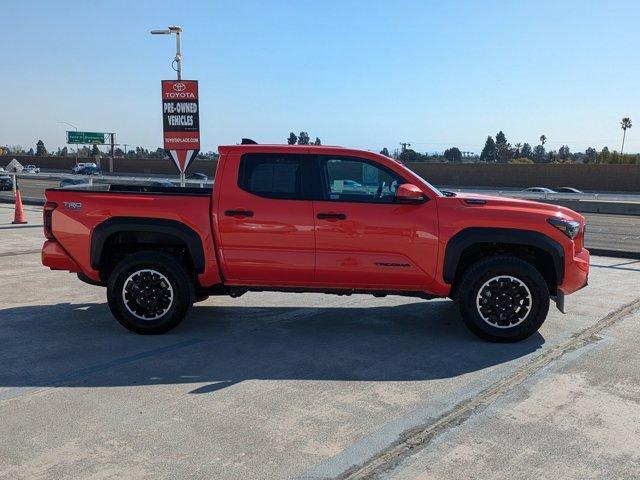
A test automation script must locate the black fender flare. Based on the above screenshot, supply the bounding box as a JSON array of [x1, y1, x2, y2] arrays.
[[443, 227, 564, 284], [90, 217, 205, 273]]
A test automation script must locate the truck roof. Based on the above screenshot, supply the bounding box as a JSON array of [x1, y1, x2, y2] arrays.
[[217, 144, 368, 156]]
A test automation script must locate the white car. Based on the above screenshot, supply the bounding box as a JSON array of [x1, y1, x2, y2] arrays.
[[23, 164, 40, 174], [522, 187, 556, 193]]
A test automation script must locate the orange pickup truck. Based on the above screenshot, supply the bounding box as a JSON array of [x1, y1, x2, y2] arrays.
[[42, 143, 589, 342]]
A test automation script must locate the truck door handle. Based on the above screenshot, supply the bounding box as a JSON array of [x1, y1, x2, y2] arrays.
[[317, 212, 346, 220], [224, 209, 254, 218]]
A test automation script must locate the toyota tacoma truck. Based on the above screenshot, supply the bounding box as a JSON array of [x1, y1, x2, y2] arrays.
[[41, 143, 589, 342]]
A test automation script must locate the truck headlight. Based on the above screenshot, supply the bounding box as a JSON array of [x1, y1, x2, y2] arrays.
[[547, 217, 581, 239]]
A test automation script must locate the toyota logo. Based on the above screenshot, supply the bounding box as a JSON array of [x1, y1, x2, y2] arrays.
[[173, 83, 186, 92]]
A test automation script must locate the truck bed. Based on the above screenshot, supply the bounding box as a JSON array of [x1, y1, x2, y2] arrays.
[[49, 183, 212, 196], [44, 185, 219, 286]]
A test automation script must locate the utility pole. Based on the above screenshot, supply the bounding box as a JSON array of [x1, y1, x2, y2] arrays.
[[123, 144, 128, 158], [108, 133, 115, 173], [399, 142, 411, 153]]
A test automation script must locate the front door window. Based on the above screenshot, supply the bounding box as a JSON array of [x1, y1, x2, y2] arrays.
[[321, 156, 403, 203]]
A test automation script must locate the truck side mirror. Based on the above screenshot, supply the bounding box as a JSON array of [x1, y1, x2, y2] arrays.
[[395, 183, 426, 204]]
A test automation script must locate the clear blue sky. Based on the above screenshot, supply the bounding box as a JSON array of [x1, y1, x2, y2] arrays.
[[3, 0, 639, 154]]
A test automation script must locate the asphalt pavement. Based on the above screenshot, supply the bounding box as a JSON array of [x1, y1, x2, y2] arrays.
[[584, 213, 640, 254], [1, 204, 639, 479]]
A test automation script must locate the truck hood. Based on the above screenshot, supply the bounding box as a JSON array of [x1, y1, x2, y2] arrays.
[[448, 192, 583, 221]]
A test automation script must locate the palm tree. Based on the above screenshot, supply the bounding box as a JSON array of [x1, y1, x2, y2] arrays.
[[539, 135, 547, 146], [620, 117, 632, 154], [514, 143, 522, 157]]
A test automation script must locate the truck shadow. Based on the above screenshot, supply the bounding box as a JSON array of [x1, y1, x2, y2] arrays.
[[0, 298, 544, 395]]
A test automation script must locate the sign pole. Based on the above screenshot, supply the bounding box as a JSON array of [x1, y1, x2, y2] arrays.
[[175, 29, 182, 81], [155, 26, 199, 186], [109, 133, 115, 173], [175, 31, 184, 185]]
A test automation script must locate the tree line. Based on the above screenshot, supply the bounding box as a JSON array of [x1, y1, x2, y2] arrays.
[[474, 128, 638, 165], [287, 131, 321, 145], [4, 118, 634, 165], [2, 142, 218, 160], [378, 118, 636, 165]]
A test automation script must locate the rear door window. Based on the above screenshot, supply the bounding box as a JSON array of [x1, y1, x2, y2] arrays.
[[238, 153, 310, 199]]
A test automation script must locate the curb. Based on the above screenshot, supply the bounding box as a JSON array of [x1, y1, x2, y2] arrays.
[[587, 248, 640, 260], [0, 196, 45, 207]]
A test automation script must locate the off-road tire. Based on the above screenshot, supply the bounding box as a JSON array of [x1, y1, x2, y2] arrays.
[[456, 255, 550, 343], [107, 251, 194, 334]]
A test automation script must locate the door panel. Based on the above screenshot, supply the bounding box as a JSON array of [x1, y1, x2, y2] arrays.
[[313, 155, 439, 289], [313, 201, 438, 287], [216, 152, 315, 284]]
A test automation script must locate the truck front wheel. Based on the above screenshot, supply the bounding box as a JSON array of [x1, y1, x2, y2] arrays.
[[106, 251, 195, 334], [456, 255, 550, 343]]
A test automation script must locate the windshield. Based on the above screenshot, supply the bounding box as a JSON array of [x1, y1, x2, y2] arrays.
[[394, 161, 444, 197]]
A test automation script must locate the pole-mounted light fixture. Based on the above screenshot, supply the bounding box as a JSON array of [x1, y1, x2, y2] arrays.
[[150, 25, 183, 80]]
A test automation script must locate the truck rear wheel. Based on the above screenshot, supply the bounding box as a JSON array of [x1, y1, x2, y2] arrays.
[[456, 255, 550, 343], [106, 251, 194, 334]]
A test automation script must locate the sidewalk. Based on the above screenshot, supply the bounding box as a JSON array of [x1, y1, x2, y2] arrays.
[[387, 304, 640, 480]]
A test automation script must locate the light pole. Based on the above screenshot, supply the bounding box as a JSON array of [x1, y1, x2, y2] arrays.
[[150, 25, 183, 80], [58, 121, 79, 165], [151, 25, 185, 185]]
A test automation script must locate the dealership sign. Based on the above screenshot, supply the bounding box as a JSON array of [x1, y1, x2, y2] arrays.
[[161, 80, 200, 173]]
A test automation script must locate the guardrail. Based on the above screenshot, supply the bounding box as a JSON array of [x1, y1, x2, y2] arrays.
[[445, 188, 640, 204], [4, 171, 212, 189]]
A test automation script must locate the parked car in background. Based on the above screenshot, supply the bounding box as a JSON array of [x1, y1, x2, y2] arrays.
[[23, 165, 40, 174], [556, 187, 583, 194], [76, 166, 101, 175], [60, 178, 89, 188], [187, 172, 208, 181], [522, 187, 557, 193], [0, 175, 14, 191]]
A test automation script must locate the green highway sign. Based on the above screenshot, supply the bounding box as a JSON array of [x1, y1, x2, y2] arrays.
[[66, 131, 107, 144]]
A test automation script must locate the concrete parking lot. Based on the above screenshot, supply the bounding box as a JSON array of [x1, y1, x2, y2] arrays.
[[1, 203, 639, 479]]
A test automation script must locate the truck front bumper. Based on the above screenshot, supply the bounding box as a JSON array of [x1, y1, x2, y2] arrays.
[[559, 248, 590, 295], [552, 248, 589, 313]]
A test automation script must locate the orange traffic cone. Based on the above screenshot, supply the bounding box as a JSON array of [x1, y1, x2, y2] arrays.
[[12, 186, 27, 224]]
